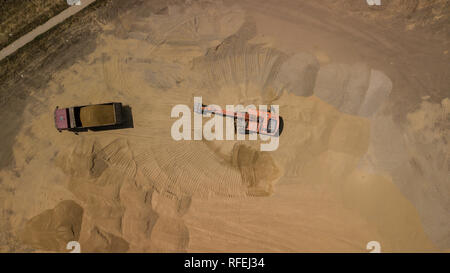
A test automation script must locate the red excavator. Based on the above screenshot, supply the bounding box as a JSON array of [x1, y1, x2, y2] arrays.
[[194, 103, 283, 136]]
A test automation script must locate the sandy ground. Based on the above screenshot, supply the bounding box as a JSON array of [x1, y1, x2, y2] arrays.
[[0, 0, 448, 252]]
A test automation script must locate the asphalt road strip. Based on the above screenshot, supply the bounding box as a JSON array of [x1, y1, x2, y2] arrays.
[[0, 0, 96, 62]]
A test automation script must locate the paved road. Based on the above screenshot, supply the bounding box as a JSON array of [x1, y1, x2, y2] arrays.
[[0, 0, 96, 61]]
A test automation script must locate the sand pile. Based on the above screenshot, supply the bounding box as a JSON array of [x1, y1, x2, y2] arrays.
[[1, 0, 446, 252], [273, 53, 319, 97], [19, 200, 83, 251], [361, 98, 450, 248]]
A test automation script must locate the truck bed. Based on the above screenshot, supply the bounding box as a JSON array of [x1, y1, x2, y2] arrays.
[[79, 104, 117, 127]]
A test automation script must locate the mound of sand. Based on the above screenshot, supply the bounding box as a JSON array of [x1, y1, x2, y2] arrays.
[[1, 0, 446, 252], [273, 53, 319, 97], [82, 226, 129, 253], [19, 200, 83, 251], [314, 63, 392, 117], [361, 98, 450, 248]]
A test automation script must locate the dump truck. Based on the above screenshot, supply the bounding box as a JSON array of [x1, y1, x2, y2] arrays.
[[54, 102, 123, 132]]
